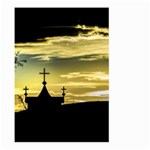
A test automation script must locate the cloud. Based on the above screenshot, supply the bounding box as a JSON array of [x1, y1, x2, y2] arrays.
[[60, 71, 109, 81], [15, 95, 27, 112], [86, 90, 109, 97], [15, 25, 109, 61], [15, 104, 25, 112], [15, 80, 108, 99], [78, 54, 108, 61], [75, 25, 108, 32], [61, 81, 107, 88], [31, 55, 51, 61], [75, 24, 109, 37], [40, 25, 109, 38], [15, 25, 108, 47], [15, 39, 108, 61], [64, 94, 109, 104]]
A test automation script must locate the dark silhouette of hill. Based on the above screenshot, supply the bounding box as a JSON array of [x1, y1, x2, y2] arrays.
[[15, 101, 109, 142]]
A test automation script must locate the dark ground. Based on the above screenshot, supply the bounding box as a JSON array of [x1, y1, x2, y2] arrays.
[[15, 101, 109, 142]]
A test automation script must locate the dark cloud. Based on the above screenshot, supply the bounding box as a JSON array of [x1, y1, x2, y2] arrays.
[[15, 8, 109, 43]]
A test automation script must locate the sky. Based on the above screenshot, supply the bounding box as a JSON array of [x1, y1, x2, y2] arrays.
[[15, 8, 109, 112]]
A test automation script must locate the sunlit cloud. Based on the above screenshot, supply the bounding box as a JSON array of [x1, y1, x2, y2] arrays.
[[75, 25, 108, 33], [15, 81, 108, 95], [15, 88, 40, 95], [15, 104, 26, 112], [15, 25, 109, 47], [31, 55, 51, 61], [15, 25, 108, 61], [60, 71, 109, 81], [86, 90, 109, 97], [15, 39, 108, 61], [75, 25, 108, 37], [79, 54, 108, 61], [15, 95, 27, 112], [41, 24, 109, 38]]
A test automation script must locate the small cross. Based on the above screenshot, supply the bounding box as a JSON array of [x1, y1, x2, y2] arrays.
[[39, 68, 50, 85], [61, 86, 66, 97], [23, 86, 29, 97]]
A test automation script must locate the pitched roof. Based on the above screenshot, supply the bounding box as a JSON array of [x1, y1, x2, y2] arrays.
[[25, 85, 64, 104], [38, 85, 51, 101]]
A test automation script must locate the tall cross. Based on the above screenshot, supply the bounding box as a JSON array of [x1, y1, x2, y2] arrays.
[[39, 68, 50, 85], [61, 86, 66, 97], [23, 86, 29, 97]]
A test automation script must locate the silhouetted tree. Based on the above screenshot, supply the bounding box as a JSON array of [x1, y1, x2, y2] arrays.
[[16, 94, 27, 110], [15, 51, 27, 68]]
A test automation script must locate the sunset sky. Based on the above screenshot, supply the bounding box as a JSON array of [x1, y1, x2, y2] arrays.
[[15, 8, 109, 112]]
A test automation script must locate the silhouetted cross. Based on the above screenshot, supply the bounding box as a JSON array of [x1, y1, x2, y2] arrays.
[[39, 68, 50, 84], [61, 86, 66, 97], [23, 86, 29, 96]]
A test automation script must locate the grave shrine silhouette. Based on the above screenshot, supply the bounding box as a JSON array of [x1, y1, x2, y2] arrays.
[[25, 68, 64, 112]]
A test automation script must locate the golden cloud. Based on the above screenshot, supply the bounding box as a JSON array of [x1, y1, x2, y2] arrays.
[[60, 71, 109, 81], [15, 25, 109, 61]]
